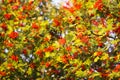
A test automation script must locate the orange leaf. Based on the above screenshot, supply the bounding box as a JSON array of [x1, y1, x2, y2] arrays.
[[58, 38, 66, 45], [36, 49, 43, 57], [113, 64, 120, 72], [53, 19, 61, 26], [44, 46, 54, 52], [66, 46, 72, 51], [96, 51, 102, 56], [0, 71, 6, 76]]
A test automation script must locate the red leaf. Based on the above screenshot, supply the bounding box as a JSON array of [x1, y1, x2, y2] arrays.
[[0, 23, 7, 31], [22, 49, 28, 55], [12, 5, 19, 10], [32, 22, 39, 29], [45, 62, 51, 68], [4, 40, 14, 47], [9, 32, 18, 39], [101, 73, 109, 77], [114, 26, 120, 34], [30, 63, 36, 69], [81, 36, 89, 44], [74, 2, 82, 10], [94, 0, 103, 11], [11, 55, 18, 62], [98, 42, 103, 47], [81, 64, 86, 70], [4, 13, 11, 20], [22, 5, 27, 10], [91, 20, 99, 26], [61, 55, 68, 64]]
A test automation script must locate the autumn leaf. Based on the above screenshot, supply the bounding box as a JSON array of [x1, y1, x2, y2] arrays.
[[8, 31, 18, 39], [58, 38, 66, 45]]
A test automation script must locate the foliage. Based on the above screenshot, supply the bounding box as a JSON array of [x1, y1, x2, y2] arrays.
[[0, 0, 120, 79]]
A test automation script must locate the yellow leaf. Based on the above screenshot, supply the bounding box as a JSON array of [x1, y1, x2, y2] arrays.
[[7, 25, 13, 34], [75, 70, 87, 77], [56, 56, 61, 62], [50, 52, 56, 57], [36, 78, 43, 80], [94, 56, 99, 62], [66, 31, 76, 42], [37, 17, 42, 21], [45, 52, 51, 58], [40, 21, 49, 27], [101, 53, 109, 60], [84, 59, 91, 65], [74, 39, 84, 46], [27, 68, 32, 75], [93, 52, 97, 56], [52, 41, 60, 48], [85, 1, 94, 8], [63, 64, 69, 69]]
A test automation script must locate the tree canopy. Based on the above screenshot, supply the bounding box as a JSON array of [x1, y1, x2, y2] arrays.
[[0, 0, 120, 80]]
